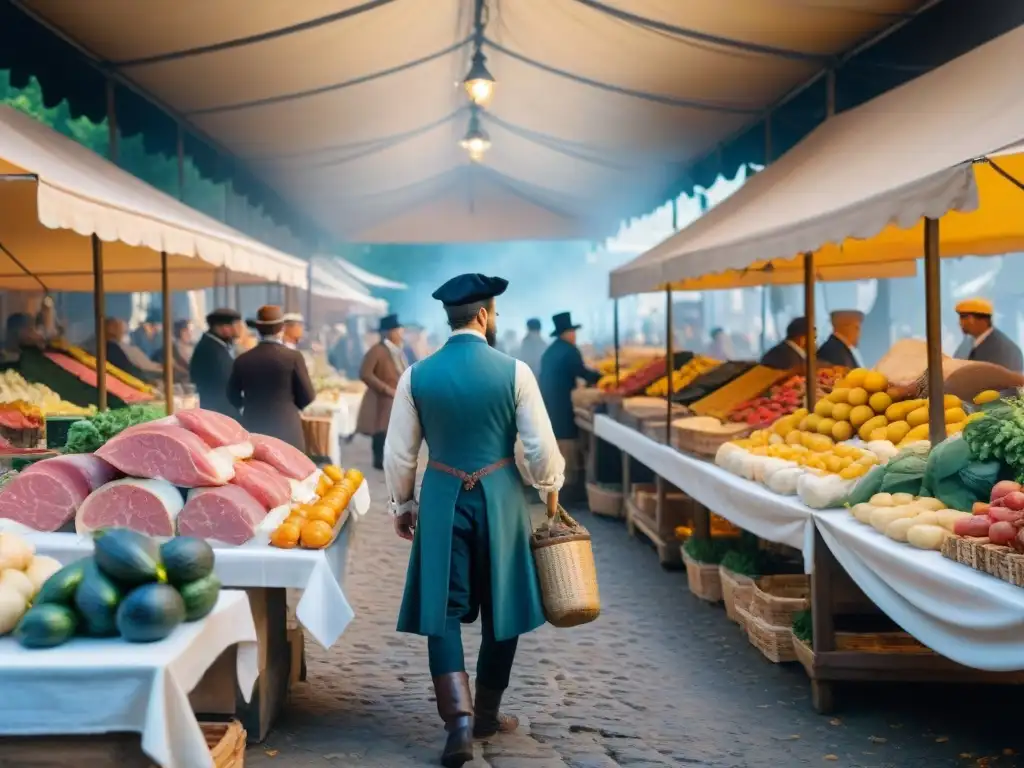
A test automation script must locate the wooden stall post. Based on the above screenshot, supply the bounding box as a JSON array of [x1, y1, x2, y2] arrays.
[[804, 252, 817, 411], [613, 298, 620, 387], [306, 260, 314, 331], [92, 235, 107, 411], [161, 251, 174, 415], [665, 286, 674, 445], [923, 217, 945, 444]]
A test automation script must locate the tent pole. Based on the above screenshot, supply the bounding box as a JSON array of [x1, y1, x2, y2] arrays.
[[234, 285, 241, 313], [92, 235, 107, 411], [804, 252, 817, 411], [161, 251, 174, 415], [613, 298, 620, 387], [665, 287, 674, 445], [761, 115, 773, 355], [924, 218, 945, 444]]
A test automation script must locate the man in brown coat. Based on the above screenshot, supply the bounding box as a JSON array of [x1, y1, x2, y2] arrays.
[[357, 314, 407, 469]]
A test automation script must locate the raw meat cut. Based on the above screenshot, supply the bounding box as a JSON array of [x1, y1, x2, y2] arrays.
[[76, 478, 184, 536], [174, 409, 253, 458], [178, 485, 267, 545], [231, 461, 291, 510], [96, 424, 235, 487], [0, 455, 119, 531], [250, 434, 316, 481], [44, 351, 152, 403]]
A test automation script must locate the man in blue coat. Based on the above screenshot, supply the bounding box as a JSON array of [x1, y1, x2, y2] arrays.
[[384, 273, 565, 768]]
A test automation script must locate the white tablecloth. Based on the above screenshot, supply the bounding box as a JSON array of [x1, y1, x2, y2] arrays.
[[25, 520, 357, 649], [594, 415, 815, 570], [0, 591, 258, 768], [815, 510, 1024, 671]]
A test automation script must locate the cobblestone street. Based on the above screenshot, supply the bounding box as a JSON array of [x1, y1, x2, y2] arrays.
[[249, 442, 1021, 768]]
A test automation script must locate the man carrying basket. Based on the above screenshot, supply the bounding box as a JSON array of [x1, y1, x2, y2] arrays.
[[384, 273, 566, 768]]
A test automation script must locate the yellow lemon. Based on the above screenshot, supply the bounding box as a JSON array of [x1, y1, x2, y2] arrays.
[[943, 394, 963, 409], [886, 420, 911, 444], [844, 368, 868, 388], [906, 406, 929, 428], [831, 403, 852, 422], [803, 414, 822, 432], [863, 371, 888, 393], [814, 399, 834, 418], [858, 414, 889, 442], [817, 418, 837, 436], [849, 404, 875, 429], [847, 387, 870, 407], [831, 420, 854, 442], [868, 392, 892, 414], [944, 406, 967, 424], [828, 387, 850, 404]]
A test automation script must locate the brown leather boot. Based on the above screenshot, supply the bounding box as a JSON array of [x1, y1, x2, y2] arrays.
[[473, 683, 519, 738], [433, 672, 474, 767]]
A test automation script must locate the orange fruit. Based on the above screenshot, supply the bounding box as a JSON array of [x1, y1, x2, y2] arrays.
[[307, 504, 337, 526], [270, 522, 301, 549], [289, 505, 311, 519], [300, 519, 334, 549], [323, 465, 344, 483], [337, 477, 358, 494], [345, 469, 364, 487], [315, 476, 332, 497]]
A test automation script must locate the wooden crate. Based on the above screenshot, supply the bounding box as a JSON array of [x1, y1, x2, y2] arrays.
[[682, 548, 723, 602], [720, 566, 754, 624]]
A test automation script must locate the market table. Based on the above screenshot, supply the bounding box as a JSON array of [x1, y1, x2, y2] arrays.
[[594, 415, 815, 570], [0, 591, 257, 768]]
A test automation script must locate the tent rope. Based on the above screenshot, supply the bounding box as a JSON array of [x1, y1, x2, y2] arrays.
[[982, 158, 1024, 194], [0, 241, 49, 293]]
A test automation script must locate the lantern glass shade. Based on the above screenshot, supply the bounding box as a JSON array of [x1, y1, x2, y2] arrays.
[[463, 51, 495, 107]]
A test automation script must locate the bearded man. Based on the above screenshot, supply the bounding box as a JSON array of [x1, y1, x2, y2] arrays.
[[383, 273, 565, 767]]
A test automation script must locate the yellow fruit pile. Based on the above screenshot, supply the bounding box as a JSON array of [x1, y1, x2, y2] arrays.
[[734, 429, 878, 480], [646, 356, 721, 397]]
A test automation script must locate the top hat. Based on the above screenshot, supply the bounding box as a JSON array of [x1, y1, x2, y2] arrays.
[[550, 311, 582, 337], [376, 314, 403, 332]]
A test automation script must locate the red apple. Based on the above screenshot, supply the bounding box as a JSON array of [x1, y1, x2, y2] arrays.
[[991, 480, 1023, 502]]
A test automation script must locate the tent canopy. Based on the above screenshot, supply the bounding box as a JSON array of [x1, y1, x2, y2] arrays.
[[310, 257, 388, 316], [17, 0, 931, 242], [319, 254, 406, 291], [0, 104, 308, 293], [610, 24, 1024, 298]]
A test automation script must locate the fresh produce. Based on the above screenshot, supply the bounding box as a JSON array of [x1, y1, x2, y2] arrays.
[[792, 610, 813, 644], [94, 528, 166, 585], [727, 368, 845, 427], [13, 531, 221, 648], [160, 537, 215, 586], [50, 339, 156, 395], [0, 369, 94, 416], [15, 604, 79, 648], [607, 354, 690, 396], [690, 366, 792, 419], [25, 556, 62, 592], [646, 356, 721, 397], [0, 533, 71, 636], [950, 480, 1024, 554], [64, 404, 165, 454], [0, 532, 34, 571], [962, 397, 1024, 481], [0, 401, 43, 431], [907, 524, 951, 551], [270, 464, 360, 550], [0, 569, 34, 601], [116, 583, 186, 643]]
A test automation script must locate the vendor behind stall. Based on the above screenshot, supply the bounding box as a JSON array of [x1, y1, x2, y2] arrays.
[[954, 297, 1023, 372], [817, 310, 863, 369], [761, 317, 808, 370], [104, 318, 163, 382], [190, 308, 242, 418]]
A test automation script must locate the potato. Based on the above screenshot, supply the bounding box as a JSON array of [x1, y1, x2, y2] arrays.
[[0, 569, 34, 602], [869, 493, 895, 507], [851, 503, 876, 524], [936, 509, 972, 533], [25, 556, 62, 593], [906, 524, 951, 551], [885, 516, 921, 542], [870, 505, 919, 533], [0, 533, 34, 572], [891, 493, 915, 505], [0, 585, 27, 635], [910, 510, 940, 527], [912, 497, 945, 512]]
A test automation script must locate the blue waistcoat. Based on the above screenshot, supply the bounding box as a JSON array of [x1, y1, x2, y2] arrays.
[[396, 333, 546, 641]]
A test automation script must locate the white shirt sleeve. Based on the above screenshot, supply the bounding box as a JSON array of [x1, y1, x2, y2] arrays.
[[383, 368, 422, 517], [514, 360, 565, 494]]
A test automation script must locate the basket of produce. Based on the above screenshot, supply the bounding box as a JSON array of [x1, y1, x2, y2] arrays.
[[605, 352, 691, 397], [749, 575, 810, 627], [586, 482, 623, 519], [689, 366, 792, 420], [726, 368, 845, 428], [741, 606, 797, 663], [680, 538, 732, 603], [645, 356, 721, 397], [719, 552, 756, 625], [671, 416, 751, 457], [200, 720, 247, 768], [531, 505, 600, 628]]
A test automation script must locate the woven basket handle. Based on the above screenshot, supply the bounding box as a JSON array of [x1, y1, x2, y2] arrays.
[[546, 491, 559, 518]]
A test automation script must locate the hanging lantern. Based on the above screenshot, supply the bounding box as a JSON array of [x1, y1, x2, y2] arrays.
[[463, 50, 495, 107], [460, 110, 491, 163]]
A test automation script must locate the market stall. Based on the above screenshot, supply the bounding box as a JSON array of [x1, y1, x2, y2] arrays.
[[586, 26, 1024, 712]]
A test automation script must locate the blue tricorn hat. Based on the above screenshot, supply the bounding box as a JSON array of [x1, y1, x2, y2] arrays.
[[431, 273, 508, 307], [551, 312, 582, 337]]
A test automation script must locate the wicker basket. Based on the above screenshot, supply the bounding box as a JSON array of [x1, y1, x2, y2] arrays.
[[681, 548, 722, 602], [737, 605, 796, 663], [719, 566, 754, 624], [301, 416, 332, 458], [191, 721, 246, 768], [674, 424, 751, 457], [749, 575, 809, 627], [792, 635, 814, 675], [531, 506, 601, 628], [586, 482, 623, 519]]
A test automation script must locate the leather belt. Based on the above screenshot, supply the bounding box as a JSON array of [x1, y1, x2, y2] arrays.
[[428, 457, 514, 491]]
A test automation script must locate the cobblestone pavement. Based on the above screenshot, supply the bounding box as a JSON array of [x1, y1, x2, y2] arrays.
[[249, 441, 1021, 768]]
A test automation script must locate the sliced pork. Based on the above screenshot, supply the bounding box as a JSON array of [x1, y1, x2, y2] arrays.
[[175, 409, 253, 458], [0, 455, 120, 531], [231, 461, 291, 511], [178, 485, 267, 545], [75, 478, 184, 536], [250, 434, 316, 481], [96, 424, 235, 487]]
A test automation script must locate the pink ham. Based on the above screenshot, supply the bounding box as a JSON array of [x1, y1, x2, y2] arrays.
[[175, 409, 253, 458], [76, 478, 184, 536], [251, 434, 316, 481], [0, 455, 120, 532], [178, 485, 267, 545], [96, 424, 235, 487], [231, 461, 291, 511]]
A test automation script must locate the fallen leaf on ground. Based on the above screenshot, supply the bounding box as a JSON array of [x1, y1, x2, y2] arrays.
[[824, 755, 838, 761], [868, 736, 887, 744], [265, 750, 279, 758], [829, 718, 842, 726]]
